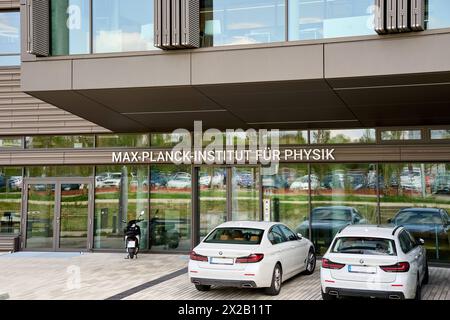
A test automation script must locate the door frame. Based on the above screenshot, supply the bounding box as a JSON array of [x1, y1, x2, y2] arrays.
[[21, 177, 95, 252]]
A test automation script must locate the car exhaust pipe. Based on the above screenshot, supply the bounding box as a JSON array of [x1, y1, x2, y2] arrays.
[[242, 284, 253, 288], [389, 295, 401, 300], [328, 290, 339, 296], [193, 280, 200, 285]]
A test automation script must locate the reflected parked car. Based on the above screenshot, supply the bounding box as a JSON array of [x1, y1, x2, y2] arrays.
[[290, 175, 320, 191], [432, 175, 450, 194], [61, 184, 81, 191], [99, 173, 122, 188], [388, 208, 450, 259], [262, 175, 289, 190], [167, 173, 191, 189], [236, 171, 254, 188], [149, 216, 181, 249], [295, 206, 366, 253], [8, 176, 22, 190], [199, 173, 212, 187], [400, 168, 422, 191], [211, 171, 226, 188]]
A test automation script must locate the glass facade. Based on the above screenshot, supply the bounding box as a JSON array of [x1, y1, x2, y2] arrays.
[[51, 0, 91, 55], [0, 167, 22, 234], [94, 165, 149, 249], [310, 129, 376, 144], [427, 0, 450, 29], [96, 133, 149, 148], [0, 137, 22, 148], [200, 0, 286, 47], [381, 130, 422, 141], [431, 129, 450, 140], [25, 135, 94, 149], [0, 11, 20, 66], [93, 0, 155, 53], [288, 0, 375, 41], [150, 165, 192, 251]]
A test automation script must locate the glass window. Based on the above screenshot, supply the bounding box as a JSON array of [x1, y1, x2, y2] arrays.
[[310, 163, 378, 255], [399, 230, 415, 253], [200, 0, 286, 47], [268, 225, 287, 244], [93, 0, 155, 53], [96, 133, 149, 148], [151, 132, 191, 148], [0, 137, 22, 148], [25, 135, 94, 149], [26, 166, 93, 177], [332, 237, 397, 256], [270, 130, 308, 145], [431, 129, 450, 140], [0, 11, 20, 66], [262, 164, 309, 231], [427, 0, 450, 29], [288, 0, 375, 41], [278, 224, 298, 241], [204, 227, 264, 244], [51, 0, 91, 55], [150, 164, 191, 251], [381, 130, 422, 141], [310, 129, 376, 144], [0, 168, 22, 234], [380, 163, 450, 263], [94, 165, 149, 249]]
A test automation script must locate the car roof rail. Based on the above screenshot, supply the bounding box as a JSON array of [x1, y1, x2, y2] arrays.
[[392, 225, 403, 236]]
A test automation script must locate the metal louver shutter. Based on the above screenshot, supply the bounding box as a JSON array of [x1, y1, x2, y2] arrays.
[[171, 0, 183, 48], [154, 0, 163, 48], [386, 0, 398, 33], [411, 0, 425, 31], [181, 0, 200, 48], [27, 0, 50, 57], [397, 0, 410, 32], [374, 0, 386, 34]]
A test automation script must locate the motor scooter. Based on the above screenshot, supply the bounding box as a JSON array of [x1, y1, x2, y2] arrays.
[[123, 211, 145, 259]]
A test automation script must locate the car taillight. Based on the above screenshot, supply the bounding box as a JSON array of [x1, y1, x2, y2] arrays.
[[380, 262, 410, 273], [190, 251, 208, 262], [321, 258, 345, 270], [235, 254, 264, 264]]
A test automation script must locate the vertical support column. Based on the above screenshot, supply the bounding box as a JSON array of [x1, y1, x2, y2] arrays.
[[154, 0, 163, 48], [50, 0, 69, 56], [191, 166, 200, 248]]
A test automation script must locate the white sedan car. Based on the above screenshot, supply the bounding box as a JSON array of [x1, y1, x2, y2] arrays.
[[321, 225, 428, 300], [189, 221, 316, 295]]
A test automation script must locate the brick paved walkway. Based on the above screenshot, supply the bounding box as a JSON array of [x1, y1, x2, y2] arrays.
[[0, 252, 449, 300]]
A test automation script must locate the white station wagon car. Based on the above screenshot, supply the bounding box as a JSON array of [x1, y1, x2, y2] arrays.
[[321, 225, 428, 300], [189, 221, 316, 295]]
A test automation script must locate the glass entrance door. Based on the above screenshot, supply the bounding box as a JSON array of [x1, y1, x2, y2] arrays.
[[24, 179, 94, 251], [197, 166, 261, 242]]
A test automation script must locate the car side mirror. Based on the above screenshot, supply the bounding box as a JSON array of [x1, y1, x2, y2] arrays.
[[417, 238, 425, 246], [297, 233, 303, 240]]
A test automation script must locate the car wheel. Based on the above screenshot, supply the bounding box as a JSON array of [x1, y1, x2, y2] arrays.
[[321, 290, 336, 301], [423, 261, 429, 285], [414, 277, 422, 300], [265, 264, 282, 296], [195, 285, 211, 292], [303, 248, 316, 275]]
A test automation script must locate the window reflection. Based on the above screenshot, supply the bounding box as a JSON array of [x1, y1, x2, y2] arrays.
[[310, 129, 376, 144], [381, 130, 422, 141], [0, 168, 22, 234], [51, 0, 90, 55], [427, 0, 450, 29], [0, 11, 20, 65], [25, 135, 94, 149], [431, 129, 450, 140], [96, 133, 149, 148], [150, 165, 192, 251], [309, 163, 378, 255], [262, 164, 309, 230], [200, 0, 286, 47], [93, 0, 155, 53], [0, 137, 22, 148], [94, 165, 149, 249], [380, 163, 450, 263], [288, 0, 375, 41]]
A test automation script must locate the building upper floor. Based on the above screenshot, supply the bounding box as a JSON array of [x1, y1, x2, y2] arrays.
[[17, 0, 450, 133]]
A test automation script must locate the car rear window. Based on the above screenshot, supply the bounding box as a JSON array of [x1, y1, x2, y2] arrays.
[[204, 228, 264, 245], [394, 211, 442, 225], [331, 237, 397, 256]]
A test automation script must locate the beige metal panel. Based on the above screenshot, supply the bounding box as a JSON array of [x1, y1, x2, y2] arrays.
[[400, 145, 450, 162], [0, 0, 19, 9], [21, 60, 73, 91], [0, 152, 11, 166], [192, 45, 324, 85], [11, 151, 65, 165], [63, 150, 116, 165], [72, 53, 191, 90], [325, 33, 450, 78]]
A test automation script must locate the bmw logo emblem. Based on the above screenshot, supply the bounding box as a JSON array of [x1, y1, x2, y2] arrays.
[[360, 259, 365, 265], [219, 251, 223, 256]]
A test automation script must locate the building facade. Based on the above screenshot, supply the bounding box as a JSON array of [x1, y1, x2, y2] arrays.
[[0, 0, 449, 264]]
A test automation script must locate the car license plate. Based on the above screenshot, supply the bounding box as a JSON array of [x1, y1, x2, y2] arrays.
[[348, 265, 376, 274], [127, 241, 136, 248], [210, 257, 234, 265]]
